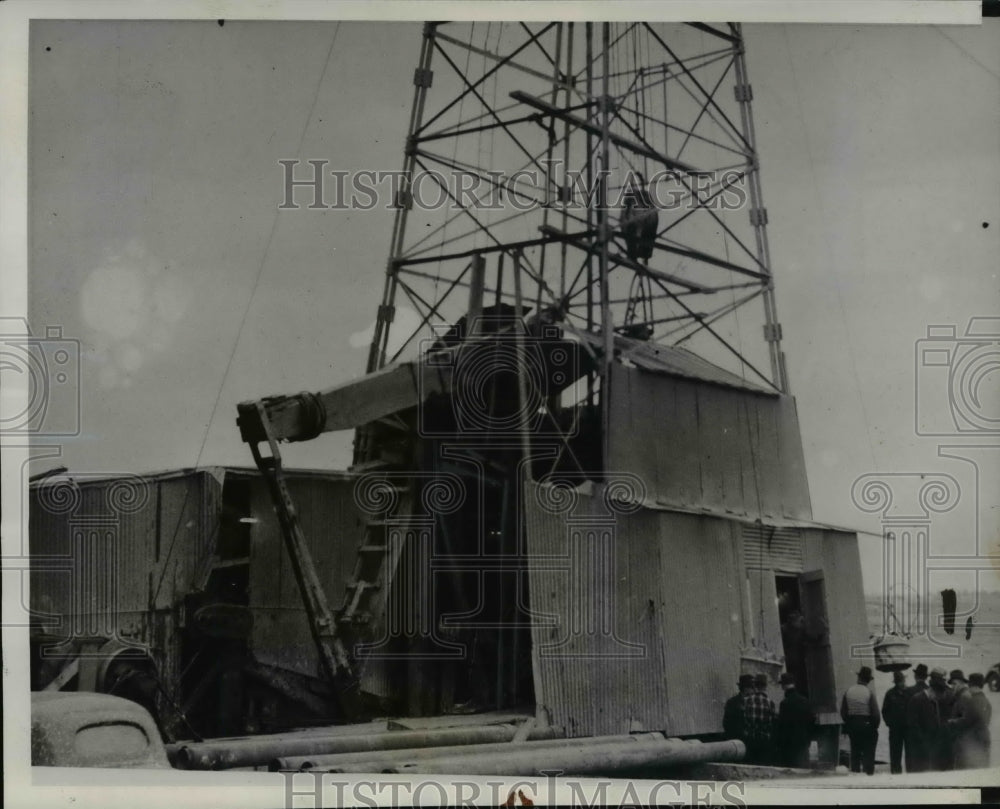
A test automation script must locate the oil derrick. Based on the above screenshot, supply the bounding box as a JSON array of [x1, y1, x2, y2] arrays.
[[238, 22, 814, 726], [366, 21, 787, 416]]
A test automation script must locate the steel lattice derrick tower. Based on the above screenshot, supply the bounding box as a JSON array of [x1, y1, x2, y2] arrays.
[[365, 21, 788, 467]]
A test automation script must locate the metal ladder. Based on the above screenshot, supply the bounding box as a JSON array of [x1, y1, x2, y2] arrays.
[[340, 415, 418, 636]]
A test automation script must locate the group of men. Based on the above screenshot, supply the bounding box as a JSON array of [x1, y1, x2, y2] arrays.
[[723, 663, 993, 775], [722, 671, 816, 768], [872, 664, 992, 774]]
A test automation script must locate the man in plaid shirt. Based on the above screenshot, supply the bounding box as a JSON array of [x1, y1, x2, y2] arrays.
[[742, 673, 777, 764]]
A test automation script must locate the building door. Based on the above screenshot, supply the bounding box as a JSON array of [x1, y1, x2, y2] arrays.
[[798, 570, 836, 713]]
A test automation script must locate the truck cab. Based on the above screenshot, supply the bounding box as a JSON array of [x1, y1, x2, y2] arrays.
[[31, 692, 171, 769]]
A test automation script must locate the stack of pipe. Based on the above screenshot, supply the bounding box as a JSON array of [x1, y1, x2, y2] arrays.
[[273, 731, 667, 772], [175, 722, 558, 770]]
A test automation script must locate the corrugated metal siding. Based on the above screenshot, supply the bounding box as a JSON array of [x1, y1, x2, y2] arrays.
[[29, 470, 218, 690], [248, 473, 365, 679], [743, 524, 803, 573], [608, 364, 812, 520], [151, 473, 219, 610], [656, 511, 746, 735], [524, 482, 744, 737], [30, 480, 76, 624]]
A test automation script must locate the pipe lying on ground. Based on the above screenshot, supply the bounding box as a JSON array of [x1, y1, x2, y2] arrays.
[[275, 732, 665, 773], [168, 721, 388, 759], [164, 743, 181, 767], [383, 738, 746, 776], [177, 722, 559, 770]]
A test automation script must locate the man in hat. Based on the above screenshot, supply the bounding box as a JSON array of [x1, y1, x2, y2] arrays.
[[881, 670, 909, 774], [909, 666, 955, 771], [775, 672, 816, 768], [947, 672, 992, 769], [840, 665, 880, 774], [949, 670, 969, 702], [904, 663, 930, 771], [742, 673, 776, 765], [723, 674, 755, 741]]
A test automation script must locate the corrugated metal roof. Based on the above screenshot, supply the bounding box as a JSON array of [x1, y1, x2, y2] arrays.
[[576, 331, 776, 395], [28, 465, 356, 490]]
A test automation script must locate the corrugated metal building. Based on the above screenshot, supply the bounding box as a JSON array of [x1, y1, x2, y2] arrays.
[[29, 342, 871, 745], [29, 466, 364, 736], [523, 489, 867, 736], [518, 353, 869, 738]]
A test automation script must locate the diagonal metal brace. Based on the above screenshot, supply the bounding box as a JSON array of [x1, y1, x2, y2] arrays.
[[244, 400, 358, 700]]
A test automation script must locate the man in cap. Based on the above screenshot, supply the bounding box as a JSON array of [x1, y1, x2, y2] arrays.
[[947, 672, 992, 769], [840, 665, 880, 774], [723, 674, 755, 741], [775, 672, 816, 768], [904, 663, 930, 771], [881, 670, 908, 774], [909, 666, 955, 771], [742, 673, 776, 765], [949, 670, 969, 701]]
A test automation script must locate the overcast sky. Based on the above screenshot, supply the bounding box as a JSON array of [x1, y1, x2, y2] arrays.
[[23, 18, 1000, 592]]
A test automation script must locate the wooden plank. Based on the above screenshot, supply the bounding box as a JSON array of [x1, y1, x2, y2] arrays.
[[752, 398, 783, 519], [776, 395, 813, 520], [746, 567, 783, 662], [733, 396, 756, 516], [695, 387, 729, 512], [607, 365, 656, 495], [661, 377, 701, 507]]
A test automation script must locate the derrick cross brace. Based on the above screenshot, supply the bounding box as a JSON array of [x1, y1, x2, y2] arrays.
[[243, 400, 360, 706]]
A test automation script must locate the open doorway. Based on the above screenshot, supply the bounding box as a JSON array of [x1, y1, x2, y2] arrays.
[[776, 571, 837, 712], [798, 570, 837, 713], [776, 575, 810, 697]]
